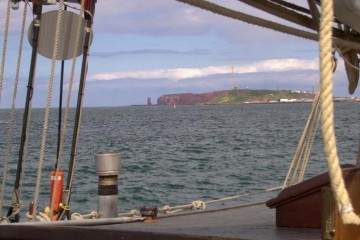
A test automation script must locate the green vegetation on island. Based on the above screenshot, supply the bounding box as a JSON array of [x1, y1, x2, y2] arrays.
[[209, 89, 314, 104], [157, 89, 316, 105]]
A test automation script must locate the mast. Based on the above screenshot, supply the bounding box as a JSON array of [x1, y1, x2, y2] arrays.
[[8, 0, 43, 222]]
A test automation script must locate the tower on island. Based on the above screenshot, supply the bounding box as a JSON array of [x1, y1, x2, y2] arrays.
[[147, 97, 152, 106], [232, 65, 237, 90]]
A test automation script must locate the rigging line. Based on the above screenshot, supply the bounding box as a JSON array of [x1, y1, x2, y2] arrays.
[[0, 0, 28, 220], [175, 0, 360, 50], [52, 0, 86, 219], [56, 60, 64, 164], [282, 91, 320, 188], [298, 108, 321, 182], [56, 4, 67, 169], [154, 186, 282, 214], [0, 0, 11, 104], [60, 2, 95, 213], [176, 0, 318, 42], [32, 0, 65, 222], [10, 1, 42, 223], [319, 0, 360, 225], [53, 3, 69, 218], [269, 0, 311, 14], [63, 17, 93, 214], [294, 93, 321, 183], [285, 1, 320, 185], [238, 0, 315, 31]]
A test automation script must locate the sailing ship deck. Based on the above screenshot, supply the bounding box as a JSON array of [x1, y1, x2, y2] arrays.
[[0, 203, 320, 240]]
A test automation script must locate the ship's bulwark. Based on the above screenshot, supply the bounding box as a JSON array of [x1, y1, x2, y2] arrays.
[[0, 203, 319, 240]]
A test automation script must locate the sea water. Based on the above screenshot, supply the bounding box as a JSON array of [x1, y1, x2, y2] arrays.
[[0, 102, 359, 217]]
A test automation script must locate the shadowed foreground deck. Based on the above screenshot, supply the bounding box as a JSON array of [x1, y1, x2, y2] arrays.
[[0, 203, 320, 240]]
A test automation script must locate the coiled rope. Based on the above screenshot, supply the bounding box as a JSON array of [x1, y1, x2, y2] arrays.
[[26, 211, 50, 222], [319, 0, 360, 225], [32, 0, 65, 221]]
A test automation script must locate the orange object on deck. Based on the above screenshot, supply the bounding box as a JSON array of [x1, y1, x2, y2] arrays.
[[50, 171, 64, 213]]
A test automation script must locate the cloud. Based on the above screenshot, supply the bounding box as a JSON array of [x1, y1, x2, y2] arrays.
[[89, 58, 319, 81], [93, 0, 212, 35], [91, 48, 214, 58]]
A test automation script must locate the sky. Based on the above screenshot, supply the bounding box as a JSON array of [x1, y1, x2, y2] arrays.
[[0, 0, 356, 108]]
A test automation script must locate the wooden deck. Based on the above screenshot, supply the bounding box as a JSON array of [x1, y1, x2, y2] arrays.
[[0, 203, 320, 240]]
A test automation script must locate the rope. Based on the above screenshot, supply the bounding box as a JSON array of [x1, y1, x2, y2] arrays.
[[71, 211, 98, 220], [115, 186, 281, 217], [50, 0, 85, 218], [298, 107, 321, 181], [155, 186, 282, 214], [282, 91, 321, 188], [26, 211, 50, 222], [0, 0, 11, 103], [0, 0, 13, 216], [32, 0, 65, 222], [205, 186, 281, 204], [118, 209, 139, 217], [319, 0, 360, 225], [6, 202, 22, 220], [0, 0, 28, 218]]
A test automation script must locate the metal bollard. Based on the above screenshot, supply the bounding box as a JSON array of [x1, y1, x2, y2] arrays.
[[95, 152, 121, 218]]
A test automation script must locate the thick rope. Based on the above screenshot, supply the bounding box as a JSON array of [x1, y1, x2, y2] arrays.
[[50, 0, 85, 218], [0, 0, 11, 103], [0, 0, 28, 218], [319, 0, 360, 225], [32, 0, 65, 221]]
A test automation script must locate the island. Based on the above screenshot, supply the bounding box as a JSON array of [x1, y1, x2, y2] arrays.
[[157, 89, 316, 106]]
